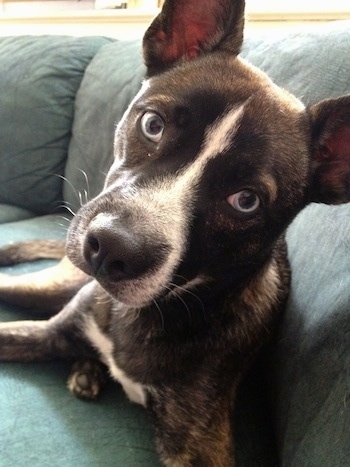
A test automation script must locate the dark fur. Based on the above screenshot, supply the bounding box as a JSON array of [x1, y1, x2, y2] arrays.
[[1, 1, 350, 465]]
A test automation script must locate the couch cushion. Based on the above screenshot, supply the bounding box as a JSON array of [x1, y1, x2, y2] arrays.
[[268, 203, 350, 466], [0, 362, 159, 466], [0, 204, 35, 224], [242, 20, 350, 104], [64, 40, 145, 211], [0, 360, 277, 466], [0, 36, 114, 214], [0, 214, 68, 249]]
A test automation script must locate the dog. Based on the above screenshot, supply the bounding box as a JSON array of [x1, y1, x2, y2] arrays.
[[1, 0, 350, 465]]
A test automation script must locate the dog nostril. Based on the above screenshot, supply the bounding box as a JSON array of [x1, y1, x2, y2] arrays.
[[83, 215, 164, 283], [83, 232, 107, 275], [83, 223, 146, 281], [87, 235, 100, 254]]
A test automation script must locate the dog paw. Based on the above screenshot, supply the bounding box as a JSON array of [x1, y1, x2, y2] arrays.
[[67, 359, 107, 400]]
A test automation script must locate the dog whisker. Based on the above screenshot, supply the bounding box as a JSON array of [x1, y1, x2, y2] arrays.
[[83, 190, 89, 205], [170, 281, 206, 319], [174, 274, 211, 290], [78, 191, 84, 207], [77, 169, 91, 202], [171, 273, 188, 283], [96, 296, 113, 307], [56, 204, 76, 218], [55, 173, 89, 207], [76, 188, 90, 207], [53, 212, 72, 233], [56, 222, 70, 232], [152, 298, 165, 330], [57, 215, 71, 224], [165, 285, 192, 325]]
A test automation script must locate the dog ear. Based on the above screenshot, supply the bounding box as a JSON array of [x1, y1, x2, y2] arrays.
[[143, 0, 245, 77], [309, 95, 350, 204]]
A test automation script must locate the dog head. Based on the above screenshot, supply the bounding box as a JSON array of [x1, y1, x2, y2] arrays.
[[67, 0, 350, 307]]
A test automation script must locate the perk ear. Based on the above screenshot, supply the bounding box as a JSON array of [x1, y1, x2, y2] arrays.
[[309, 95, 350, 204], [143, 0, 245, 77]]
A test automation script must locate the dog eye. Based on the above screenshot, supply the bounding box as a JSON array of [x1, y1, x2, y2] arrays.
[[227, 190, 260, 213], [140, 112, 165, 142]]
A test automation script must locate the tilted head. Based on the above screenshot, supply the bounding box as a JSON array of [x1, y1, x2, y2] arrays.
[[67, 0, 350, 307]]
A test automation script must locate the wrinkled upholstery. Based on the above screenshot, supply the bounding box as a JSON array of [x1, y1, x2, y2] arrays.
[[0, 36, 113, 214]]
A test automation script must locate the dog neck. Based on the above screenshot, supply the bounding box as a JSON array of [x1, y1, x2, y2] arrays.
[[111, 247, 280, 337]]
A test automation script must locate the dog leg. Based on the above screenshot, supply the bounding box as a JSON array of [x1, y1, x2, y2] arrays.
[[0, 240, 90, 313], [149, 382, 236, 467], [0, 240, 66, 265], [0, 281, 105, 360], [0, 281, 110, 398]]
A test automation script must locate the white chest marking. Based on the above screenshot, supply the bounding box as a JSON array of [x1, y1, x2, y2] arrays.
[[84, 316, 147, 407]]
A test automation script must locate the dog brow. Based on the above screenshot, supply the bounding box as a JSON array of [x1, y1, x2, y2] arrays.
[[174, 104, 246, 191], [201, 104, 245, 162]]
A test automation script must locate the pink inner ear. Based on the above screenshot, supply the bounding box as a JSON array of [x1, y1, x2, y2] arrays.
[[155, 22, 210, 62], [156, 4, 221, 63], [317, 125, 350, 196], [321, 126, 350, 159]]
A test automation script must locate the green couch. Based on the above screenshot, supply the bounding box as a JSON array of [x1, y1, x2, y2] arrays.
[[0, 21, 349, 466]]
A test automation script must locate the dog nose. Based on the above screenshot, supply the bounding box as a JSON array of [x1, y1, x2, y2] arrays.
[[83, 215, 153, 282]]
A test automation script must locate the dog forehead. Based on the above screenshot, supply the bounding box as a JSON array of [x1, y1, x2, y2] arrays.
[[112, 52, 308, 201], [135, 54, 304, 127], [140, 57, 254, 108]]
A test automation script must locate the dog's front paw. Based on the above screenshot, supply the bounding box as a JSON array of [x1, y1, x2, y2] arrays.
[[67, 359, 107, 400]]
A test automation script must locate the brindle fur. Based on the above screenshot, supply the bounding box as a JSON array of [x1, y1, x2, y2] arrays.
[[1, 1, 350, 465], [0, 241, 89, 312]]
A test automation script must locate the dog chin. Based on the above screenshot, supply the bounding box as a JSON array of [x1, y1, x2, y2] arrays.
[[98, 274, 208, 309], [65, 247, 171, 308], [94, 274, 172, 308]]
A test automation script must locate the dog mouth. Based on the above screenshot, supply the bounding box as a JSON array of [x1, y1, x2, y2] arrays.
[[66, 210, 191, 308], [84, 265, 204, 309], [94, 268, 208, 309]]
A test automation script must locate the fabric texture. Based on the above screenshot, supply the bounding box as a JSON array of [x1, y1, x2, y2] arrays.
[[0, 363, 158, 467], [0, 36, 113, 214], [242, 20, 350, 104], [0, 204, 35, 224], [64, 40, 145, 211], [270, 204, 350, 466]]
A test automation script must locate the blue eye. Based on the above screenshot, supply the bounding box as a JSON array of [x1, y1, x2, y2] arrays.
[[227, 190, 260, 213], [140, 112, 165, 142]]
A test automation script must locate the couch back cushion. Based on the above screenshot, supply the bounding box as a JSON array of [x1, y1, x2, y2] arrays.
[[63, 40, 145, 211], [241, 20, 350, 104], [0, 35, 113, 214]]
